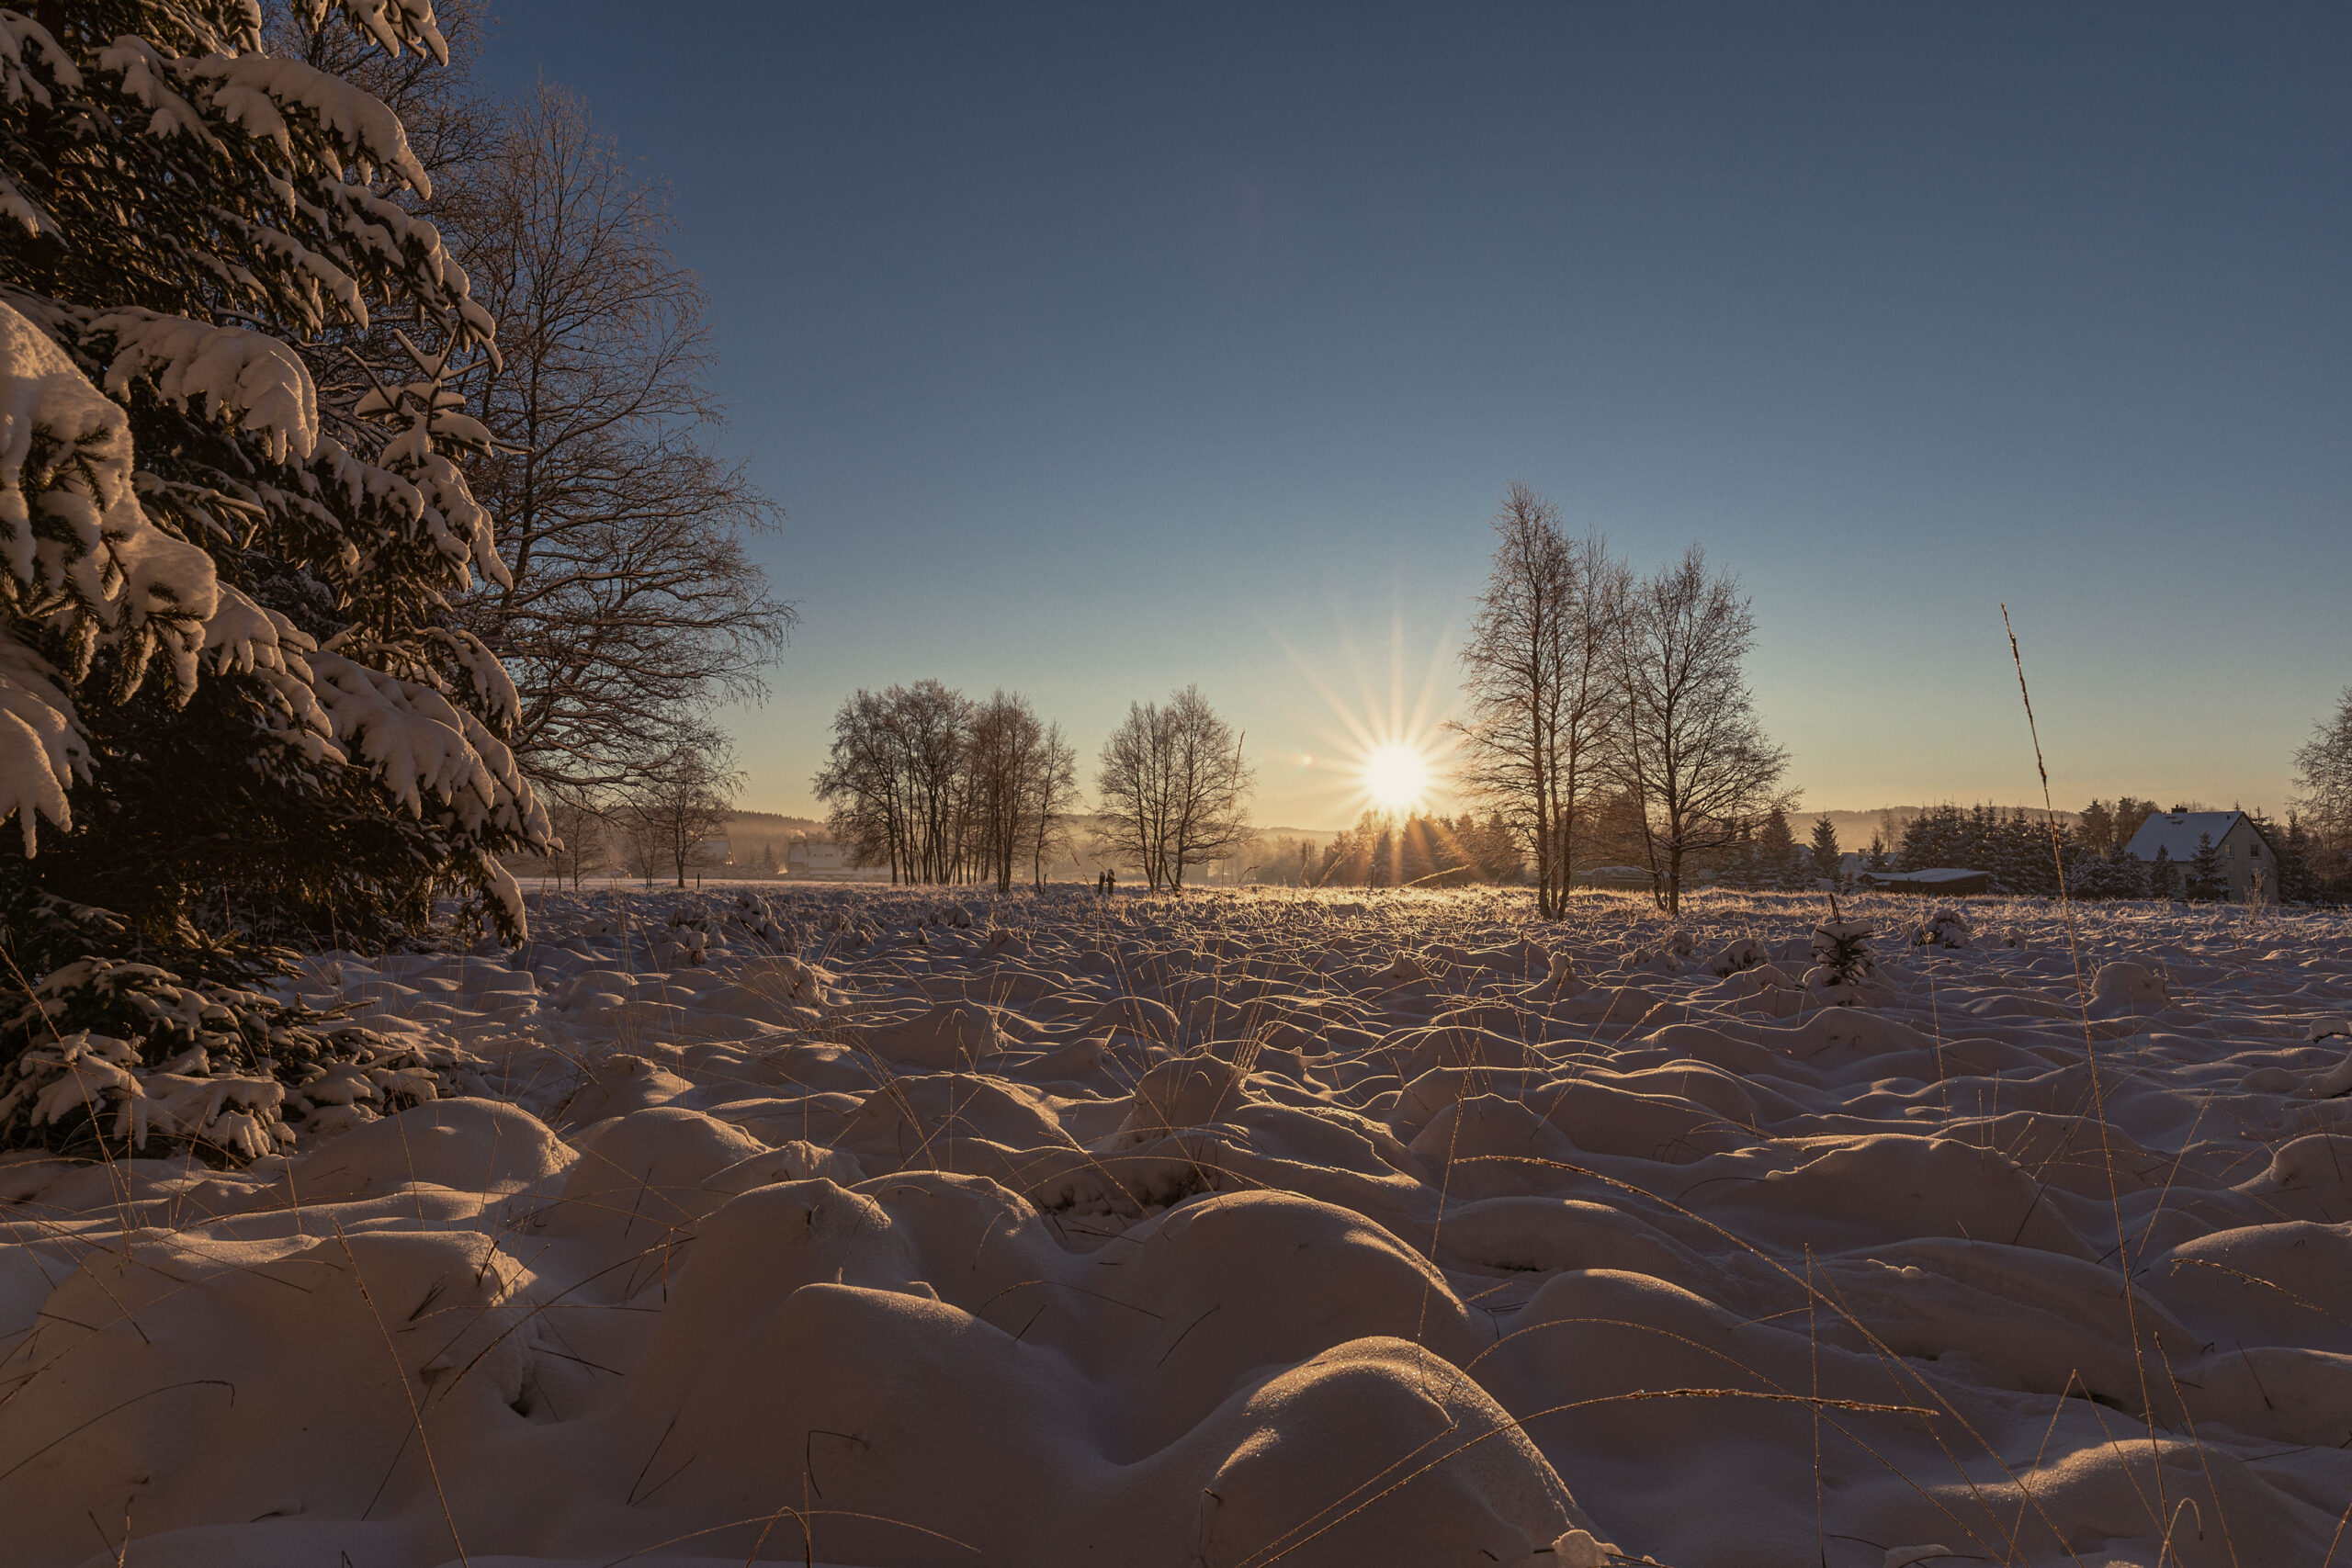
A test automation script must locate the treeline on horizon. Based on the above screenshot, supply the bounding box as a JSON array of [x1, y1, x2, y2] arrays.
[[1718, 796, 2348, 902], [1250, 812, 1523, 889], [1250, 791, 2350, 904]]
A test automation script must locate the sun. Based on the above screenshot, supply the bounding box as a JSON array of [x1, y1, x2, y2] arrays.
[[1275, 596, 1459, 825], [1361, 742, 1433, 814]]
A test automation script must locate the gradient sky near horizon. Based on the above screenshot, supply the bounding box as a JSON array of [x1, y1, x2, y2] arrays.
[[474, 2, 2351, 829]]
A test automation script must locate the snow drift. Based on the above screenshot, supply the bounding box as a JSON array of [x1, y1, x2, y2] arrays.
[[2, 886, 2348, 1568]]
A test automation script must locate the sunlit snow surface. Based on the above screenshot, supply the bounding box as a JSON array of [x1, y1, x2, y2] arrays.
[[6, 886, 2351, 1568]]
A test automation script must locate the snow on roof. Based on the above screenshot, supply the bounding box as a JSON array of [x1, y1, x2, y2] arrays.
[[1863, 867, 1984, 884], [2122, 811, 2256, 863]]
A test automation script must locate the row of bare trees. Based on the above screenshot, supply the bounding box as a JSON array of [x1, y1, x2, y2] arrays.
[[814, 683, 1080, 891], [539, 730, 741, 889], [1450, 484, 1793, 916], [811, 682, 1259, 892]]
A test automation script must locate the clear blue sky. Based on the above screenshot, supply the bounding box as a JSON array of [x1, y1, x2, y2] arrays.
[[474, 2, 2350, 828]]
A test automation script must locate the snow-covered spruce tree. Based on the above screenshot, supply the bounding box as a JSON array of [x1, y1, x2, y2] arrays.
[[1894, 804, 1951, 873], [2067, 849, 2148, 900], [2000, 810, 2069, 897], [2184, 833, 2226, 901], [2279, 814, 2317, 903], [2113, 849, 2149, 899], [1986, 808, 2025, 893], [2064, 851, 2109, 899], [0, 3, 548, 1159], [1808, 914, 1876, 993]]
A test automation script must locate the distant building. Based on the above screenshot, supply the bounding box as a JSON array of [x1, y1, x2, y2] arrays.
[[2122, 810, 2275, 902], [1836, 851, 1887, 884], [1855, 866, 1992, 896], [786, 840, 891, 881], [786, 840, 850, 875]]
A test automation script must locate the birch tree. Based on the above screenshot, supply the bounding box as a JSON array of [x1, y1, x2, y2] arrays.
[[1026, 721, 1080, 888], [1447, 485, 1625, 919], [542, 795, 608, 890], [1611, 547, 1793, 915]]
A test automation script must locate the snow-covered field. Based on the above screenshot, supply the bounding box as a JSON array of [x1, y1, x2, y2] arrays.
[[5, 886, 2351, 1568]]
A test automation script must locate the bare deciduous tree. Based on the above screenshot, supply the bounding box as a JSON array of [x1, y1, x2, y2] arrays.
[[453, 85, 794, 792], [1026, 722, 1080, 889], [811, 687, 906, 877], [1096, 686, 1254, 891], [1610, 546, 1793, 914], [541, 794, 608, 891], [967, 691, 1046, 894], [888, 681, 975, 884], [619, 728, 741, 888], [1447, 484, 1626, 919], [958, 693, 1083, 893], [619, 816, 666, 886]]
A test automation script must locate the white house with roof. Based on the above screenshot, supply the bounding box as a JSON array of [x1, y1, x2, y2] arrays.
[[2122, 810, 2274, 902], [785, 839, 892, 881]]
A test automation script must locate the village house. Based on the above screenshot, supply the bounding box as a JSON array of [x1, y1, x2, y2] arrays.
[[2123, 810, 2276, 903], [786, 839, 852, 876], [785, 839, 893, 881], [1854, 865, 1993, 895]]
